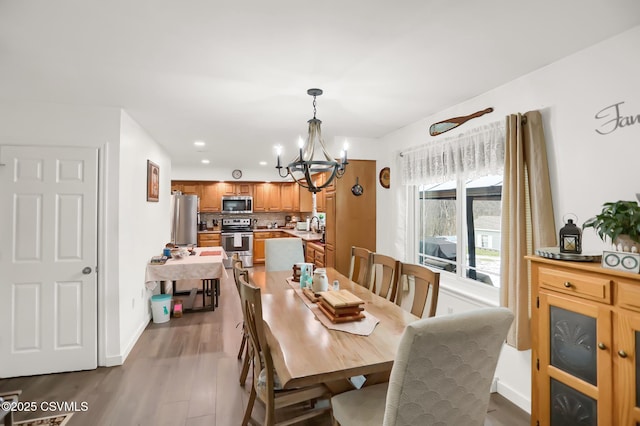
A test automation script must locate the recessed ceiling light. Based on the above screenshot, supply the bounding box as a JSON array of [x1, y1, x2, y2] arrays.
[[259, 161, 267, 166], [201, 159, 210, 164], [194, 140, 206, 147]]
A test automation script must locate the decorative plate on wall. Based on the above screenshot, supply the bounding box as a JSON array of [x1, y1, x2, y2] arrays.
[[379, 167, 390, 189], [232, 169, 243, 179]]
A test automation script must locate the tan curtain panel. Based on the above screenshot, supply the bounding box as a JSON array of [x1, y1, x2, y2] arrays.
[[500, 111, 556, 350]]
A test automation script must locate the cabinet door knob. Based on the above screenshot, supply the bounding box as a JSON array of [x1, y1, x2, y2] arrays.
[[563, 282, 572, 288], [598, 342, 606, 350], [618, 350, 628, 358]]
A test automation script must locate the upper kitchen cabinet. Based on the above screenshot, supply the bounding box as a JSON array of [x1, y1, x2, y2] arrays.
[[280, 182, 300, 212], [200, 182, 222, 212], [171, 181, 201, 197], [299, 172, 329, 212], [253, 183, 281, 212], [221, 182, 253, 196]]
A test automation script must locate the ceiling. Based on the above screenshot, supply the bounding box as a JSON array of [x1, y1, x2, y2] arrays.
[[1, 0, 639, 174]]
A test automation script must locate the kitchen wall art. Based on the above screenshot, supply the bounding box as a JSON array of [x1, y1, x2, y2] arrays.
[[429, 107, 493, 136]]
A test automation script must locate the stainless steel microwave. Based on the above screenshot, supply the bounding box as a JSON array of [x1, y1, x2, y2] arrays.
[[221, 196, 253, 214]]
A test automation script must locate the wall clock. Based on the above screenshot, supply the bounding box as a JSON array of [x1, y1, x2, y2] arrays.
[[232, 169, 242, 179], [379, 167, 390, 189]]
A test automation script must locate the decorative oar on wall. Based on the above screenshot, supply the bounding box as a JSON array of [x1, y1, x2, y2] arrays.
[[429, 107, 494, 136]]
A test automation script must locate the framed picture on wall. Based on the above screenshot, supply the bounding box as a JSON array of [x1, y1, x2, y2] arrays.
[[147, 160, 159, 202]]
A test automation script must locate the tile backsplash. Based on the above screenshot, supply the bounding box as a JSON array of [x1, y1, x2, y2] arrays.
[[199, 212, 307, 229]]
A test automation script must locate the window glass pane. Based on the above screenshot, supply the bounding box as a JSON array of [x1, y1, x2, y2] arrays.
[[417, 175, 502, 288], [418, 181, 457, 273], [465, 175, 502, 287]]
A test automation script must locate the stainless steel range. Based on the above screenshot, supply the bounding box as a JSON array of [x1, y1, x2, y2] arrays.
[[221, 217, 254, 268]]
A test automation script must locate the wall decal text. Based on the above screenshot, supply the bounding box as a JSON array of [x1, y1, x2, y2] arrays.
[[595, 101, 640, 135]]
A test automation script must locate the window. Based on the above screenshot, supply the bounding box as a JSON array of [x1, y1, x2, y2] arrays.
[[417, 175, 502, 287]]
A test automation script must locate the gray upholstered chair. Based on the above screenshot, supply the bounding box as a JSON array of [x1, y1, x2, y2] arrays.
[[265, 238, 304, 272], [331, 307, 514, 426]]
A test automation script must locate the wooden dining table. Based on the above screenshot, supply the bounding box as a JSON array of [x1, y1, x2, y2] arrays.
[[249, 267, 419, 391]]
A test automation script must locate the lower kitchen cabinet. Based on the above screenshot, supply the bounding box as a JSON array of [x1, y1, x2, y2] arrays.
[[529, 256, 640, 426], [305, 241, 325, 268], [197, 232, 220, 247], [253, 231, 287, 264]]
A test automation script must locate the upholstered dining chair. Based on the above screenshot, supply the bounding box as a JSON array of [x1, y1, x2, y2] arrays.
[[368, 253, 399, 302], [331, 307, 514, 426], [232, 255, 252, 385], [239, 275, 331, 425], [395, 262, 440, 318], [348, 246, 373, 287], [265, 238, 304, 272]]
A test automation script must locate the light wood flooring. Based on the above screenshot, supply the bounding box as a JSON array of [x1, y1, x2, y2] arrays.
[[0, 266, 530, 425]]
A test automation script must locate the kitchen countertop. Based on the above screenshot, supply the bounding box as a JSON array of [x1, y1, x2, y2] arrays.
[[198, 228, 322, 241], [253, 228, 323, 241]]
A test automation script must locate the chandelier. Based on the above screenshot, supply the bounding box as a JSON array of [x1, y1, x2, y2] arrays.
[[276, 88, 348, 193]]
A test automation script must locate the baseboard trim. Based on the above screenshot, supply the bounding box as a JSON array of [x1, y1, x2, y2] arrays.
[[496, 381, 531, 414], [103, 314, 150, 367]]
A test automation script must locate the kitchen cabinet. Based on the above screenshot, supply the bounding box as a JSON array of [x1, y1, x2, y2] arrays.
[[253, 231, 287, 264], [198, 232, 221, 247], [298, 172, 329, 213], [200, 182, 222, 212], [221, 182, 253, 196], [253, 183, 281, 212], [529, 256, 640, 426], [305, 241, 325, 268], [280, 182, 300, 212], [172, 181, 201, 197], [323, 160, 376, 276]]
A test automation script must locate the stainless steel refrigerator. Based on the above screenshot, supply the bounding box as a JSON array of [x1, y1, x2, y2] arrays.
[[170, 194, 198, 246]]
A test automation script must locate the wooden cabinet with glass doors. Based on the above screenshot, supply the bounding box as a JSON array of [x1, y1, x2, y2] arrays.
[[529, 256, 640, 426]]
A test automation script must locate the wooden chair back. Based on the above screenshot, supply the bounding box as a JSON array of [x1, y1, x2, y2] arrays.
[[348, 246, 372, 287], [369, 253, 399, 301], [396, 262, 440, 318]]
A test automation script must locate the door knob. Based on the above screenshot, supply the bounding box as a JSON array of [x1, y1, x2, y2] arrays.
[[597, 342, 606, 350], [618, 350, 628, 358], [82, 267, 92, 275]]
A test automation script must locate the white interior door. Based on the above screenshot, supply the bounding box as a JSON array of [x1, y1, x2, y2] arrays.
[[0, 145, 98, 377]]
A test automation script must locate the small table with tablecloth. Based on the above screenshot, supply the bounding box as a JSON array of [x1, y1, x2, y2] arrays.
[[145, 247, 228, 311]]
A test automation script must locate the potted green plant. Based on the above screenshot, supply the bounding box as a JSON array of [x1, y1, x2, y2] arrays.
[[582, 200, 640, 251]]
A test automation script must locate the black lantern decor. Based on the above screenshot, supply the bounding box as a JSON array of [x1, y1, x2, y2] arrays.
[[559, 217, 582, 254]]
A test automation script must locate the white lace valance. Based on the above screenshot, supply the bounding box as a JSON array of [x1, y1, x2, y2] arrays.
[[400, 120, 505, 185]]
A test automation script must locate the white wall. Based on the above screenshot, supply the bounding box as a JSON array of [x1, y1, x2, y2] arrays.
[[374, 25, 640, 413], [118, 111, 172, 360]]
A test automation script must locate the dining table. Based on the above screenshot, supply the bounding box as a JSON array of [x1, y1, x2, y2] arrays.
[[145, 246, 228, 311], [249, 267, 419, 392]]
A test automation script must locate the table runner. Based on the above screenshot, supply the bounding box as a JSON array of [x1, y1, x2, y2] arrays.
[[286, 278, 379, 336]]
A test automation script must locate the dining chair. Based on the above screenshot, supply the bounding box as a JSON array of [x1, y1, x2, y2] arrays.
[[232, 255, 252, 385], [348, 246, 372, 287], [265, 238, 304, 272], [368, 253, 399, 302], [331, 307, 514, 426], [395, 262, 440, 318], [239, 275, 332, 426], [0, 390, 21, 426]]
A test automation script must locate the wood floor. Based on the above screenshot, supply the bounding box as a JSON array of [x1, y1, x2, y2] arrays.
[[0, 267, 530, 426]]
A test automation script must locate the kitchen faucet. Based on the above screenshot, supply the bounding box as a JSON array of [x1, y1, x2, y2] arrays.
[[310, 216, 320, 232]]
